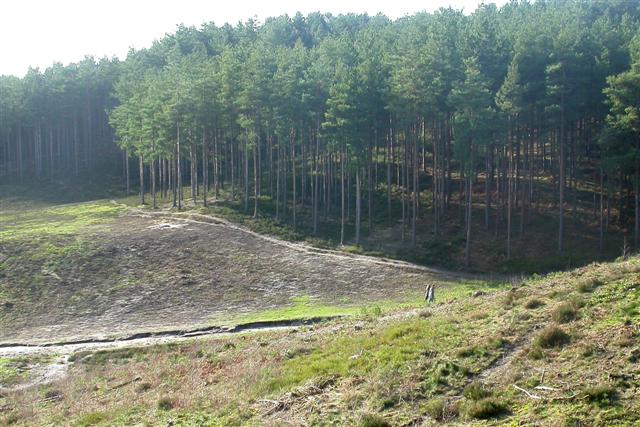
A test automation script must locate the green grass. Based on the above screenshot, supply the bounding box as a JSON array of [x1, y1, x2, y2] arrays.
[[0, 202, 123, 240], [225, 295, 415, 325], [4, 257, 640, 426], [265, 315, 468, 394], [225, 279, 506, 326], [0, 358, 22, 385]]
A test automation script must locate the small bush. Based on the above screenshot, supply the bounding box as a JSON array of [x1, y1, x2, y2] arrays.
[[135, 382, 152, 393], [568, 294, 586, 308], [43, 389, 63, 400], [503, 290, 522, 309], [360, 413, 391, 427], [524, 298, 545, 309], [580, 343, 597, 357], [534, 325, 571, 349], [457, 346, 476, 358], [77, 412, 107, 427], [527, 345, 545, 360], [462, 397, 508, 420], [157, 397, 175, 411], [380, 396, 398, 409], [418, 308, 432, 318], [424, 398, 445, 421], [468, 311, 488, 320], [552, 302, 578, 323], [582, 384, 617, 407], [463, 382, 491, 400], [577, 277, 604, 293]]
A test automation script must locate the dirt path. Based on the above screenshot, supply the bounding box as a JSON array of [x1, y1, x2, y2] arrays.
[[0, 318, 335, 392]]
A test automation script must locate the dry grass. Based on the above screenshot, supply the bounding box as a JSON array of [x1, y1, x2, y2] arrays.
[[2, 256, 640, 426]]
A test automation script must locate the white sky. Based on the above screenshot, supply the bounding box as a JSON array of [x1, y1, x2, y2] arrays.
[[0, 0, 508, 77]]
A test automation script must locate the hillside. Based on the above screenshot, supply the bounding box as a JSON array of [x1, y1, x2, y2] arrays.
[[1, 198, 639, 425], [1, 192, 486, 345]]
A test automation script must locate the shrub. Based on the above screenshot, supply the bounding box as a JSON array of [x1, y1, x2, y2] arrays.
[[524, 298, 545, 309], [582, 384, 617, 407], [457, 346, 476, 358], [580, 343, 597, 357], [534, 325, 570, 349], [418, 308, 432, 318], [77, 412, 107, 427], [424, 398, 445, 421], [462, 397, 508, 420], [577, 277, 604, 293], [527, 345, 544, 360], [568, 294, 586, 308], [135, 382, 152, 393], [463, 382, 491, 400], [157, 397, 174, 411], [3, 413, 20, 425], [360, 413, 391, 427], [43, 389, 63, 400], [380, 396, 398, 409], [552, 302, 578, 323], [503, 290, 522, 308]]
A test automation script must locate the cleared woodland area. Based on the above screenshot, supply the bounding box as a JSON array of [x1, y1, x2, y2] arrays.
[[0, 197, 476, 344]]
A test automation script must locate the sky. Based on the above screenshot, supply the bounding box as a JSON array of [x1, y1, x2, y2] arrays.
[[0, 0, 508, 77]]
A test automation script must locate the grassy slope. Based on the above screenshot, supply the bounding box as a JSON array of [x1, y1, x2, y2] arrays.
[[2, 256, 638, 426]]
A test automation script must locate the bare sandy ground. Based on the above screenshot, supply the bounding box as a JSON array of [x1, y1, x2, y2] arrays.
[[1, 207, 466, 345]]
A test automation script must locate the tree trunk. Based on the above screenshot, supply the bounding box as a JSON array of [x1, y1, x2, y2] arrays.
[[291, 129, 297, 229], [356, 168, 361, 246], [507, 118, 513, 259], [599, 168, 604, 256], [465, 173, 472, 267], [177, 124, 182, 210], [203, 128, 208, 207], [139, 154, 145, 205], [151, 156, 157, 209], [558, 72, 566, 254], [340, 147, 345, 246], [635, 139, 639, 249], [253, 142, 258, 218]]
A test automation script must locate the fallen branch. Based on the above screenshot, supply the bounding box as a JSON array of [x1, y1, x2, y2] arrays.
[[512, 384, 542, 399], [111, 376, 141, 390], [550, 393, 579, 402], [534, 385, 558, 391]]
